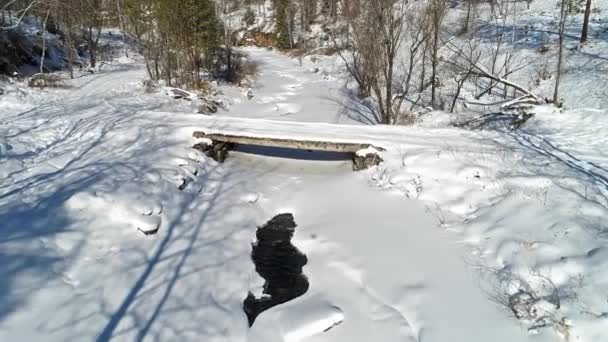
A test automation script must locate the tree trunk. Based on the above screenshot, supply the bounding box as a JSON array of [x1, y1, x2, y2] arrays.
[[420, 42, 428, 92], [431, 24, 439, 107], [386, 61, 394, 124], [580, 0, 592, 43], [451, 78, 466, 113], [464, 1, 472, 33], [554, 0, 568, 104], [90, 26, 102, 69], [287, 10, 294, 49], [90, 45, 97, 68], [40, 9, 50, 74], [116, 0, 129, 57], [66, 30, 75, 79]]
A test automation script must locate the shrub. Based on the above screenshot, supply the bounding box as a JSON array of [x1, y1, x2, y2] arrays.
[[211, 49, 259, 86], [243, 7, 256, 27]]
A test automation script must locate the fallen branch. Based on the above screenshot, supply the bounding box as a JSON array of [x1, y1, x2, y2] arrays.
[[446, 41, 543, 102], [501, 94, 542, 111], [471, 71, 542, 102]]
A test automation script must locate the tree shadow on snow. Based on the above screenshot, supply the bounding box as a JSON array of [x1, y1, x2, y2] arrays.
[[0, 94, 166, 336], [491, 127, 608, 216], [92, 160, 269, 342], [0, 85, 309, 339], [0, 132, 115, 324], [325, 87, 381, 125]]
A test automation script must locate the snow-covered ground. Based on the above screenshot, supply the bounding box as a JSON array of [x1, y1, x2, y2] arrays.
[[1, 18, 608, 342]]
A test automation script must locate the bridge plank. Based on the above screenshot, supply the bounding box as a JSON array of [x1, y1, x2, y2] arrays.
[[192, 131, 385, 153]]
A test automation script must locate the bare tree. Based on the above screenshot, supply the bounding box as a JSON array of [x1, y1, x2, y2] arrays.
[[462, 0, 479, 34], [114, 0, 129, 58], [76, 0, 104, 69], [336, 0, 430, 124], [332, 1, 374, 99], [1, 0, 40, 30], [367, 0, 406, 124], [60, 1, 77, 79], [446, 39, 481, 112], [39, 5, 51, 73], [475, 0, 530, 100]]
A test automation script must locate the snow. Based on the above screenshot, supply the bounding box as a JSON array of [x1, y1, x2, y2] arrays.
[[249, 295, 344, 342], [355, 146, 381, 157], [2, 5, 608, 341]]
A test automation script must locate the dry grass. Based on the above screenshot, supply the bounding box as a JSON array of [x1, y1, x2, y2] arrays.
[[307, 46, 339, 56], [239, 32, 276, 48]]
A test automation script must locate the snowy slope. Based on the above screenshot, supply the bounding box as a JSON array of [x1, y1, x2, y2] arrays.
[[1, 40, 607, 342]]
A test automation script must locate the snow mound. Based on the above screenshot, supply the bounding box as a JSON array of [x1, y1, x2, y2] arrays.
[[249, 295, 344, 342], [65, 190, 162, 235]]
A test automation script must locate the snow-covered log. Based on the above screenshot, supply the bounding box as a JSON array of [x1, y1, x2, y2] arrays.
[[501, 94, 543, 112], [165, 87, 196, 100]]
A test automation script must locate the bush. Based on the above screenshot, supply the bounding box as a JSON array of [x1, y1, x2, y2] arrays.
[[211, 49, 259, 86], [243, 7, 256, 27], [226, 55, 259, 86], [250, 32, 276, 48], [142, 79, 158, 93]]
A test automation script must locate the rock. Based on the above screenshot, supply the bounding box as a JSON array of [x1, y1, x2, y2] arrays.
[[212, 99, 227, 110], [29, 78, 47, 88], [197, 99, 218, 114], [352, 148, 383, 171], [28, 73, 63, 88], [177, 178, 188, 191], [192, 140, 233, 162], [142, 79, 157, 93], [207, 102, 217, 114], [0, 88, 4, 95]]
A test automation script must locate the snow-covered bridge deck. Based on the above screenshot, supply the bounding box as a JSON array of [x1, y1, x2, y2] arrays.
[[192, 116, 386, 152]]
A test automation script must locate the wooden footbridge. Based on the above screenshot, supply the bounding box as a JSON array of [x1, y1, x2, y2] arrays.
[[191, 117, 385, 171]]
